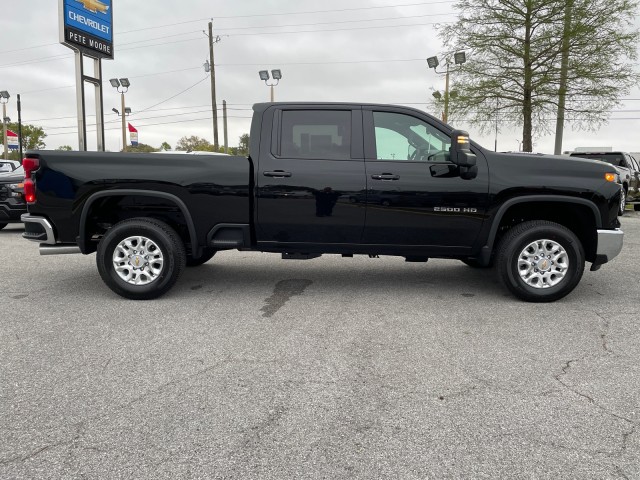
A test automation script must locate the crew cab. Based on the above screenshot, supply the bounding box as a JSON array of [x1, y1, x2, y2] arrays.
[[569, 151, 640, 214], [21, 103, 624, 302]]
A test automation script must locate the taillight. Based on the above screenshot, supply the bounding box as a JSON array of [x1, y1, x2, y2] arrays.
[[22, 157, 40, 204], [23, 181, 36, 203], [22, 157, 39, 177]]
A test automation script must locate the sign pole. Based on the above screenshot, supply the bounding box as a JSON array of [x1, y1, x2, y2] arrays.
[[94, 58, 105, 151], [75, 50, 87, 151], [60, 0, 112, 152]]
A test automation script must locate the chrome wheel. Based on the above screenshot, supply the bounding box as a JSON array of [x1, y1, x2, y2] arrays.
[[619, 186, 626, 215], [517, 239, 569, 289], [112, 235, 164, 286]]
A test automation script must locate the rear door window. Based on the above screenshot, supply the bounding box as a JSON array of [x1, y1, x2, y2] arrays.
[[280, 110, 351, 160]]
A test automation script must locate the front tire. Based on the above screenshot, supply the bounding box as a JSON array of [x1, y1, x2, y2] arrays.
[[496, 220, 584, 302], [619, 186, 627, 216], [96, 218, 186, 300], [0, 222, 7, 231]]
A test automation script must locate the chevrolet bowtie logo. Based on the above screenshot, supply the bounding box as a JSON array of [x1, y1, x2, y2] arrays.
[[78, 0, 109, 14]]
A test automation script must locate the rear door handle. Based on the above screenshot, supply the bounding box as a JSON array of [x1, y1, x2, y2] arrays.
[[263, 170, 292, 178], [371, 174, 400, 181]]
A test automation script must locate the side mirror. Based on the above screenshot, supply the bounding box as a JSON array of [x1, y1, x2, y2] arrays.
[[450, 129, 477, 168]]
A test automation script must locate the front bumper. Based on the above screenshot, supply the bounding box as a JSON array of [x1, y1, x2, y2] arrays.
[[591, 228, 624, 270], [0, 197, 27, 223]]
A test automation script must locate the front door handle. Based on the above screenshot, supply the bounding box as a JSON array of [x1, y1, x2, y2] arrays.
[[371, 174, 400, 181], [263, 170, 292, 178]]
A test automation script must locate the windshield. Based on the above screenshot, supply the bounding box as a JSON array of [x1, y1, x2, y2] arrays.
[[0, 162, 15, 173], [571, 153, 624, 167]]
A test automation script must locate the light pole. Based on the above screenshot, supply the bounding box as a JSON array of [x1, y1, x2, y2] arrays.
[[426, 52, 466, 124], [112, 107, 132, 151], [110, 78, 130, 152], [259, 69, 282, 102], [1, 91, 9, 160]]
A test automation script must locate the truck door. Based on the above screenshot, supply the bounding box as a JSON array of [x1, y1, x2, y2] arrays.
[[256, 107, 367, 245], [361, 108, 489, 251]]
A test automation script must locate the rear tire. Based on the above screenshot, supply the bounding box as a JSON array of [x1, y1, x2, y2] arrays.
[[496, 220, 584, 302], [634, 204, 640, 211], [96, 217, 186, 300], [186, 247, 216, 267]]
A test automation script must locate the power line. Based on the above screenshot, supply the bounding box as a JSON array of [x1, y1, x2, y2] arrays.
[[45, 114, 253, 136], [138, 75, 211, 113], [1, 1, 455, 56], [1, 19, 453, 69], [116, 1, 456, 35]]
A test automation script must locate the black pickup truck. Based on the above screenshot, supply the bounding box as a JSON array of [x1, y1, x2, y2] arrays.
[[21, 103, 623, 302]]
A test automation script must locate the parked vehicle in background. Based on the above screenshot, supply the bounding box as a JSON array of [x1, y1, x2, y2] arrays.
[[0, 163, 27, 230], [569, 151, 640, 214], [20, 102, 624, 302]]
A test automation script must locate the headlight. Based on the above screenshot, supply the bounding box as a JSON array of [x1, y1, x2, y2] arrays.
[[604, 172, 619, 183], [6, 183, 24, 197]]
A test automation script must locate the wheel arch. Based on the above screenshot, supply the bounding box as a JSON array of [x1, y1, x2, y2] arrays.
[[78, 189, 198, 255], [480, 196, 601, 265]]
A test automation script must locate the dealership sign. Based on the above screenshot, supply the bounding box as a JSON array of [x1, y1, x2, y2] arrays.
[[6, 130, 19, 150], [59, 0, 113, 59], [128, 123, 138, 146]]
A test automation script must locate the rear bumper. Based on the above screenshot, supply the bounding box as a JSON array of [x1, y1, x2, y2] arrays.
[[22, 214, 82, 255], [591, 228, 624, 271], [21, 214, 56, 244]]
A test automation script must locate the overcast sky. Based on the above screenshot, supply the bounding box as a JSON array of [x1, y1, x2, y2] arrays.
[[1, 0, 639, 154]]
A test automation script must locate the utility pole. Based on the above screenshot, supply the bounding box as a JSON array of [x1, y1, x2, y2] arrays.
[[223, 100, 228, 154], [207, 21, 220, 149]]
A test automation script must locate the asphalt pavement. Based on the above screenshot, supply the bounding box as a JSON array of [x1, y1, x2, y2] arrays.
[[1, 213, 639, 479]]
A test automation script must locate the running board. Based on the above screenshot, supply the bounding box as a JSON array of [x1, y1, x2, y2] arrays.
[[39, 244, 82, 255]]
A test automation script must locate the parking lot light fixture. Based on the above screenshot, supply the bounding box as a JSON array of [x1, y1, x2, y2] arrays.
[[426, 56, 439, 69], [110, 78, 131, 151], [454, 51, 467, 65], [259, 69, 282, 102], [427, 51, 467, 124]]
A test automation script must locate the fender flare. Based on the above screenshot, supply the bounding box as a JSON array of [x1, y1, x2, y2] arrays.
[[478, 195, 601, 264], [78, 189, 199, 255]]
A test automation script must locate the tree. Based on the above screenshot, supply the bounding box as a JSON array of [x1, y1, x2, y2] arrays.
[[56, 145, 73, 151], [0, 122, 47, 151], [126, 143, 158, 153], [160, 141, 172, 151], [175, 136, 215, 152], [552, 0, 638, 153], [437, 0, 638, 152], [237, 134, 250, 155]]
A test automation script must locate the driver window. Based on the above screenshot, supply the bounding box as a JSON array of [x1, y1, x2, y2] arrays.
[[373, 111, 451, 162]]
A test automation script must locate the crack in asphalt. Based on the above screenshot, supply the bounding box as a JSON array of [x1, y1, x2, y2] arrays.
[[0, 357, 232, 467], [595, 311, 613, 354], [552, 311, 638, 477]]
